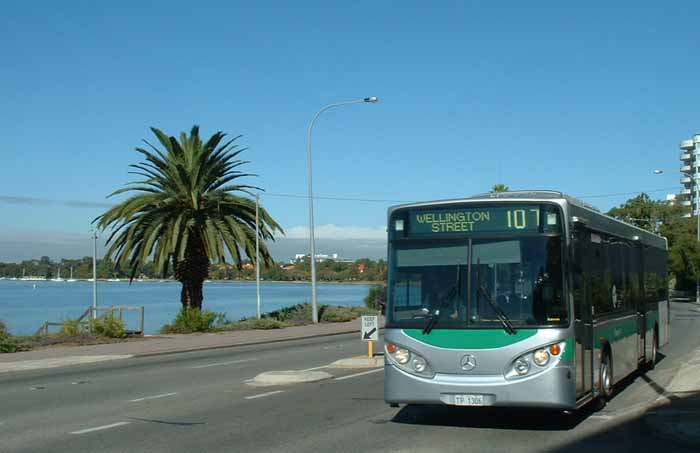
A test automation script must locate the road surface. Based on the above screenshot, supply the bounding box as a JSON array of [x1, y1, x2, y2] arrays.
[[1, 301, 698, 452]]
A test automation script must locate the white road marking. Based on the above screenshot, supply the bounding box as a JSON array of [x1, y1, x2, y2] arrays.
[[300, 365, 328, 372], [245, 390, 284, 400], [129, 392, 178, 402], [70, 421, 131, 435], [189, 358, 257, 369], [589, 414, 615, 420], [334, 368, 383, 381]]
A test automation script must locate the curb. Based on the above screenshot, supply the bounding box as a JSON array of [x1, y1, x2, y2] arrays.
[[132, 327, 384, 359], [0, 327, 384, 373], [328, 356, 384, 369], [250, 370, 334, 386]]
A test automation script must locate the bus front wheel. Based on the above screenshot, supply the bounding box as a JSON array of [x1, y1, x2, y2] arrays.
[[595, 354, 613, 410]]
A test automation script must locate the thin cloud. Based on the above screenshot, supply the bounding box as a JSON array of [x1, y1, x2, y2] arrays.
[[0, 195, 112, 209], [285, 224, 386, 240]]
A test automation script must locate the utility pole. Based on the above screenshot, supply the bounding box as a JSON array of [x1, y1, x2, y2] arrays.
[[92, 230, 98, 319], [255, 194, 261, 319]]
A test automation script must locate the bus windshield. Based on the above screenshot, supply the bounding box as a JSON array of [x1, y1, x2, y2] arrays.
[[389, 237, 567, 329]]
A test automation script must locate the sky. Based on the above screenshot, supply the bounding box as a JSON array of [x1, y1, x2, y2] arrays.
[[1, 0, 699, 262]]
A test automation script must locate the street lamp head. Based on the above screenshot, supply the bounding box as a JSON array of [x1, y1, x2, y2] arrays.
[[653, 169, 664, 175], [364, 96, 379, 103]]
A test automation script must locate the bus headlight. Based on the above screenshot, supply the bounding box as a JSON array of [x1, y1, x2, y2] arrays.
[[514, 357, 530, 375], [386, 343, 435, 378], [412, 356, 427, 373], [505, 341, 567, 380], [533, 349, 550, 366], [395, 348, 410, 364]]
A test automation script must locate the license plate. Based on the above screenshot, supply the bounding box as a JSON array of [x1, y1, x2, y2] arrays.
[[452, 394, 485, 406]]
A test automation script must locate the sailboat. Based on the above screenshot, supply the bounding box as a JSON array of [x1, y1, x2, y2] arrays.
[[51, 267, 65, 282], [67, 267, 77, 282]]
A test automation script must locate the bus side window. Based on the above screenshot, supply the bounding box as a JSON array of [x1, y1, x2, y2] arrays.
[[590, 239, 613, 315], [572, 226, 588, 320]]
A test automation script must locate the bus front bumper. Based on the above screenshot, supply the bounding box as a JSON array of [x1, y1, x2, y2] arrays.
[[384, 363, 576, 409]]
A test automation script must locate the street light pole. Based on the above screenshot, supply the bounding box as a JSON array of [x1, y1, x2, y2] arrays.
[[255, 193, 261, 319], [307, 96, 379, 323], [92, 230, 98, 319]]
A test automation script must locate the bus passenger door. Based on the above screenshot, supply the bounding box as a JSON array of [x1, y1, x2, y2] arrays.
[[572, 226, 593, 398]]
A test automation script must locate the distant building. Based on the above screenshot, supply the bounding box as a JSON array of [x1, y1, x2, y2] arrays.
[[679, 134, 700, 218], [291, 252, 352, 264]]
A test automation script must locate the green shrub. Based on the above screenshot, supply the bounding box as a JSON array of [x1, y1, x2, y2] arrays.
[[364, 285, 386, 313], [0, 321, 31, 353], [320, 306, 356, 323], [161, 308, 227, 334], [59, 318, 87, 337], [266, 303, 313, 324], [223, 317, 288, 330], [321, 306, 375, 323], [0, 337, 30, 353], [90, 313, 127, 338], [251, 318, 286, 329]]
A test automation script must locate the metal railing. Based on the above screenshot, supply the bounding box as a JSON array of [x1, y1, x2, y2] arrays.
[[35, 305, 144, 336]]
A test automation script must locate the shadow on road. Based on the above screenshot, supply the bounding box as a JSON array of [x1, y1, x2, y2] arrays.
[[389, 357, 671, 433], [550, 391, 700, 452], [391, 404, 595, 431]]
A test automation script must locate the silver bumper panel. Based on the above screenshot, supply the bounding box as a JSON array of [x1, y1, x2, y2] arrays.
[[385, 363, 576, 409]]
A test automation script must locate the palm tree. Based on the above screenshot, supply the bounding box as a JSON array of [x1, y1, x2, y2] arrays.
[[95, 126, 283, 310], [491, 183, 509, 193]]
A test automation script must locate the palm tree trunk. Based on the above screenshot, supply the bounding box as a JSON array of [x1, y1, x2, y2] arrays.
[[175, 233, 210, 310], [180, 278, 204, 310]]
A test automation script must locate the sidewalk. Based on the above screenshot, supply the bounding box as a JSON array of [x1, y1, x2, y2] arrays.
[[0, 317, 384, 373], [645, 349, 700, 447]]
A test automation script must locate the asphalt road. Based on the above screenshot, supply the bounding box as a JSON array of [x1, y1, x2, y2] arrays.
[[1, 301, 699, 453]]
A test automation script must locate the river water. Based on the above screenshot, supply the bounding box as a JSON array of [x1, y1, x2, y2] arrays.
[[0, 280, 372, 335]]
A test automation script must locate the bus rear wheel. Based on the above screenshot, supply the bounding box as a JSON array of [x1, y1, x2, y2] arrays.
[[645, 331, 657, 371]]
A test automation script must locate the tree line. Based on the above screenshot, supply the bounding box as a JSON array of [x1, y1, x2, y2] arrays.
[[607, 193, 696, 290], [0, 255, 387, 283]]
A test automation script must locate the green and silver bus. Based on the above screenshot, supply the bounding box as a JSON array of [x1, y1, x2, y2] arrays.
[[384, 191, 669, 410]]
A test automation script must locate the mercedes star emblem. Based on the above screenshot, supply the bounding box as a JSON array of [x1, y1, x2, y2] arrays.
[[461, 354, 477, 371]]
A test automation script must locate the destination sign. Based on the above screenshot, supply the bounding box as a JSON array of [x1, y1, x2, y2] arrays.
[[408, 205, 549, 235]]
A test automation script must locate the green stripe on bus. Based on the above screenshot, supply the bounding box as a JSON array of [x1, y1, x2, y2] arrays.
[[403, 328, 538, 349], [646, 310, 659, 331], [594, 317, 638, 349], [561, 336, 575, 362]]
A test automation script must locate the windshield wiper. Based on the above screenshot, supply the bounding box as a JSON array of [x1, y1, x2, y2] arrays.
[[477, 284, 516, 335], [422, 310, 439, 334], [475, 259, 517, 335], [421, 264, 463, 335]]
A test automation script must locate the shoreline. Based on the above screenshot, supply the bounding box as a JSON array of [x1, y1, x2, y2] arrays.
[[0, 278, 383, 286]]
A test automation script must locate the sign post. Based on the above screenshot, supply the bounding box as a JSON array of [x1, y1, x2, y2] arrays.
[[361, 315, 378, 358]]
